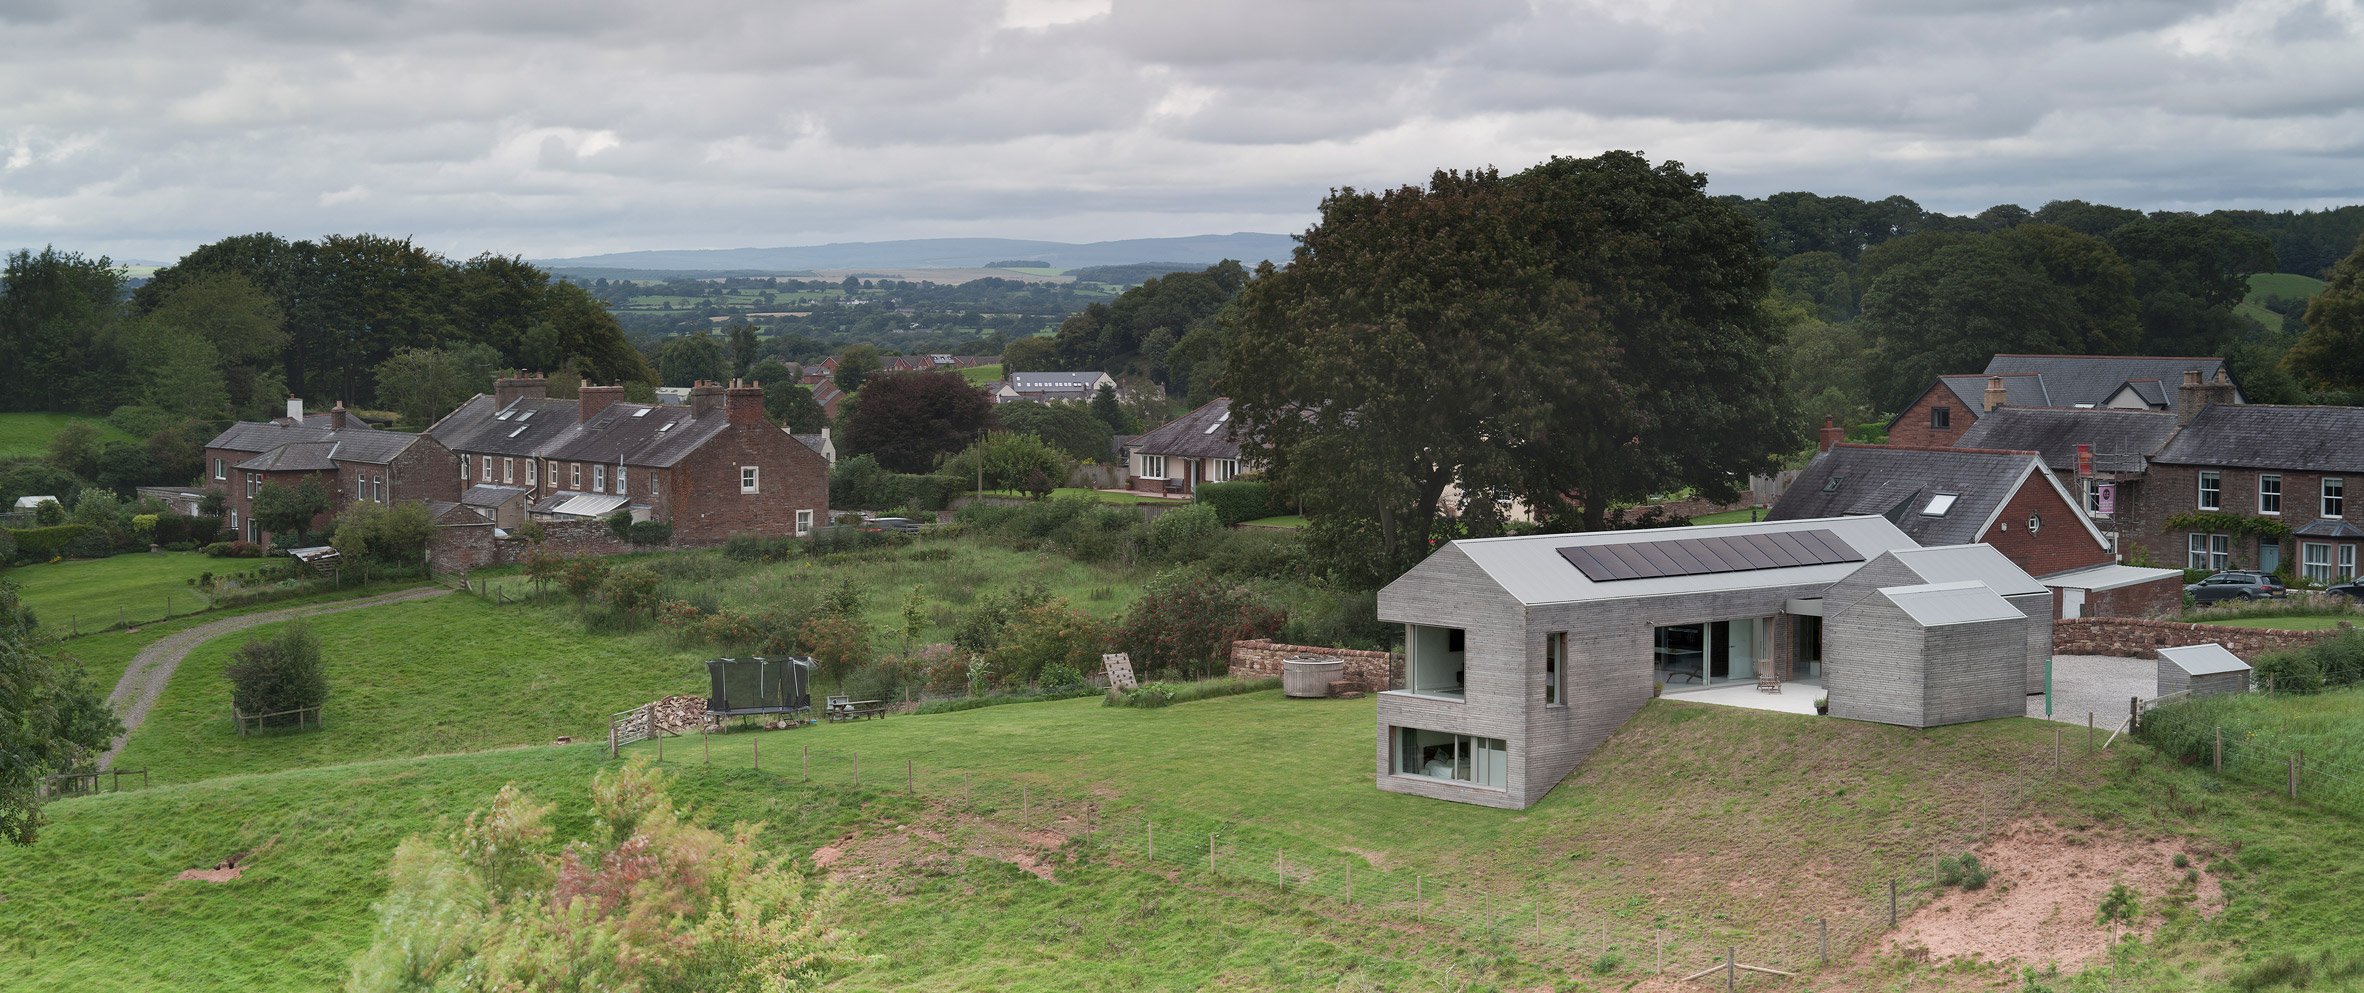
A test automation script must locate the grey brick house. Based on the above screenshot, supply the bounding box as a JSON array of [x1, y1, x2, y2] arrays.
[[1373, 516, 2049, 808]]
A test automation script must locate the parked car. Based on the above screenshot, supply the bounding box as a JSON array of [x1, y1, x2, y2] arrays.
[[2185, 571, 2288, 603], [861, 517, 923, 534], [2325, 580, 2364, 601]]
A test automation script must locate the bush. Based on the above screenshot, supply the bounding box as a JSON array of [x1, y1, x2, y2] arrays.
[[0, 529, 16, 563], [7, 524, 91, 561], [202, 540, 264, 558], [1199, 528, 1312, 583], [952, 583, 1054, 656], [987, 600, 1111, 687], [1146, 504, 1223, 561], [224, 623, 328, 720], [724, 532, 799, 563], [599, 566, 665, 620], [625, 519, 673, 546], [330, 501, 434, 566], [1936, 853, 1990, 889], [2254, 648, 2328, 694], [1195, 480, 1282, 525], [1105, 676, 1280, 709], [1118, 572, 1287, 679], [1282, 588, 1395, 651]]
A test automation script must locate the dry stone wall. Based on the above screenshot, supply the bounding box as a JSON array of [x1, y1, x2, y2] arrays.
[[1228, 638, 1401, 693], [2053, 617, 2342, 660]]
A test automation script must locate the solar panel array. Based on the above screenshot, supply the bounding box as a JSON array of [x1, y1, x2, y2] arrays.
[[1556, 528, 1864, 582]]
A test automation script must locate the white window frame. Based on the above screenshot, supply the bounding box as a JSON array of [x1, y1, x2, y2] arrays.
[[1394, 728, 1507, 789], [374, 474, 385, 503], [1140, 453, 1167, 478], [615, 466, 627, 494], [1212, 458, 1239, 482], [459, 455, 470, 480], [2344, 545, 2358, 582], [2326, 478, 2346, 519], [500, 458, 512, 484], [482, 455, 493, 481], [2304, 542, 2335, 585], [795, 509, 814, 536], [2189, 532, 2231, 570], [570, 463, 581, 489], [2197, 471, 2221, 511], [740, 465, 760, 494], [526, 460, 536, 486], [2212, 533, 2231, 570], [1544, 631, 1565, 706], [2259, 474, 2281, 515], [213, 457, 225, 481], [593, 465, 607, 493]]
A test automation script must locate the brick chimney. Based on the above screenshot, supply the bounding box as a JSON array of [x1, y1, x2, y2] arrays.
[[1817, 416, 1843, 453], [329, 401, 348, 431], [495, 371, 548, 409], [690, 380, 727, 419], [2176, 369, 2207, 426], [725, 378, 766, 426], [578, 383, 626, 423], [1983, 375, 2008, 413], [285, 395, 304, 423]]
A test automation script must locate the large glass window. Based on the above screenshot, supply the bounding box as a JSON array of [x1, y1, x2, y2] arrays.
[[1140, 454, 1167, 478], [2198, 471, 2221, 510], [2260, 474, 2282, 515], [2304, 542, 2334, 585], [2344, 545, 2357, 582], [1395, 728, 1506, 788], [2188, 533, 2231, 570], [1407, 625, 1466, 697], [1544, 631, 1565, 705]]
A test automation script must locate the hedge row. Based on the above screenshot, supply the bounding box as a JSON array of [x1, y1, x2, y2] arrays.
[[1195, 480, 1285, 525], [6, 524, 93, 561]]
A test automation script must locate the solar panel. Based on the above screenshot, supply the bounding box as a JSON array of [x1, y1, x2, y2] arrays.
[[1557, 529, 1864, 582]]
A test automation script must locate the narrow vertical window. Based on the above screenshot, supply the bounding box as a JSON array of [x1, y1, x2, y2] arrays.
[[2198, 471, 2221, 511], [593, 465, 606, 493], [502, 458, 514, 484], [2259, 474, 2281, 515], [2326, 478, 2346, 518], [1544, 631, 1565, 705], [795, 509, 813, 536]]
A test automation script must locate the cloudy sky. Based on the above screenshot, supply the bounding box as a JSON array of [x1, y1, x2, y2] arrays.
[[4, 0, 2361, 262]]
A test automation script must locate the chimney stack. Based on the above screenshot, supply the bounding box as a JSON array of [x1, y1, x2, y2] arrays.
[[725, 378, 766, 426], [578, 383, 626, 423], [1817, 416, 1843, 453], [495, 371, 549, 409], [2177, 369, 2208, 426], [690, 379, 728, 419], [1983, 375, 2008, 413], [286, 395, 304, 423], [330, 401, 348, 431]]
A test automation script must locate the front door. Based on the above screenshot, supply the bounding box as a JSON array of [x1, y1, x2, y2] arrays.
[[2260, 539, 2282, 575]]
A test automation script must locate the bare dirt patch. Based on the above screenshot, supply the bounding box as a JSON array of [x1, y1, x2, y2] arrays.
[[813, 814, 1074, 887], [1885, 818, 2220, 969], [177, 843, 269, 884]]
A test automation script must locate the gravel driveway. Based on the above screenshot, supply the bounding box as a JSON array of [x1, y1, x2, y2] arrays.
[[2028, 654, 2160, 728]]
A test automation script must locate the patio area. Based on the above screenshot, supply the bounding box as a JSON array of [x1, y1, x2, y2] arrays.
[[1659, 677, 1825, 716]]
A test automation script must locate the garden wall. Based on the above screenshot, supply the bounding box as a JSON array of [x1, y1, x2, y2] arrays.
[[427, 517, 677, 574], [2052, 617, 2343, 660], [1228, 639, 1401, 693]]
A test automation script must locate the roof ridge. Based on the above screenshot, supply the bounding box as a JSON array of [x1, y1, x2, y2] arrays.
[[1989, 353, 2226, 361], [1833, 443, 2040, 458]]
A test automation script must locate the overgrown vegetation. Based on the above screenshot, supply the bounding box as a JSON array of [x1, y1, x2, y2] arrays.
[[223, 623, 328, 724], [1103, 676, 1281, 709]]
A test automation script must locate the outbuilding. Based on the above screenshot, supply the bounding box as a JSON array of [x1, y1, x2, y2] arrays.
[[2156, 643, 2252, 698], [1823, 580, 2031, 728]]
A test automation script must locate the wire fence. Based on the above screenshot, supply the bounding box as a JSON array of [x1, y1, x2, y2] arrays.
[[2133, 693, 2364, 816], [626, 726, 2105, 983]]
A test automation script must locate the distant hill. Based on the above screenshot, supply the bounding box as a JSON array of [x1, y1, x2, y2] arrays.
[[532, 234, 1294, 273]]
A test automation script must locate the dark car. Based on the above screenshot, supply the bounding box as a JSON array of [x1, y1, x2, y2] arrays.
[[2185, 570, 2288, 603], [862, 517, 923, 534], [2327, 580, 2364, 601]]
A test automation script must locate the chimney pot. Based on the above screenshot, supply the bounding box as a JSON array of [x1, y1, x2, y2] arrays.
[[723, 379, 765, 426], [330, 401, 348, 431], [1982, 375, 2008, 413], [286, 395, 304, 423], [1817, 416, 1844, 453], [2182, 369, 2203, 387]]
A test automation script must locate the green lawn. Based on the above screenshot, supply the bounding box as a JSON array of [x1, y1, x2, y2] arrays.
[[9, 552, 219, 632], [111, 594, 709, 784], [0, 411, 133, 460], [959, 363, 1003, 385], [1239, 514, 1307, 528], [966, 487, 1182, 506], [2197, 614, 2357, 630], [2239, 272, 2328, 333], [1686, 507, 1765, 525]]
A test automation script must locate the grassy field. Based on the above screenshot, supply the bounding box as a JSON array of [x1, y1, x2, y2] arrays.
[[2239, 272, 2328, 333], [110, 593, 709, 784], [960, 362, 1003, 384], [2198, 614, 2357, 630], [0, 411, 134, 460], [9, 552, 220, 632], [17, 687, 2364, 990], [1686, 507, 1765, 525]]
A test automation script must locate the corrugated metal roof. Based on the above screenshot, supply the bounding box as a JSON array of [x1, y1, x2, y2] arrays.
[[1884, 545, 2046, 597], [534, 492, 632, 518], [1439, 515, 1920, 606], [1880, 581, 2024, 627], [2040, 562, 2184, 592], [2159, 643, 2251, 675]]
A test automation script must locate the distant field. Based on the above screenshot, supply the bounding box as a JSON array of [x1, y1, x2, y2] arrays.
[[0, 411, 134, 460], [2240, 271, 2328, 333], [960, 363, 1003, 385], [9, 552, 218, 632]]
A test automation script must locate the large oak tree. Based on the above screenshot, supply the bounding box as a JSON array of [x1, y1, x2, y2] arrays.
[[1225, 151, 1797, 586]]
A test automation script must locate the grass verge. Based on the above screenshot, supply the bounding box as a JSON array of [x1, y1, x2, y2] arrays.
[[0, 411, 133, 460], [9, 552, 220, 631]]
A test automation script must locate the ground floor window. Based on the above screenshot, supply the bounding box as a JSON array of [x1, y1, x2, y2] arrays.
[[1654, 618, 1768, 686], [795, 509, 814, 536], [1394, 728, 1506, 788], [1140, 453, 1167, 478], [2187, 532, 2230, 570], [2304, 542, 2335, 585]]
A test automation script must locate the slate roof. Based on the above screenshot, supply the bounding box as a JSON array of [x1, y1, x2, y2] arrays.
[[210, 418, 423, 467], [426, 395, 580, 457], [1980, 354, 2236, 410], [2113, 379, 2168, 407], [2152, 404, 2364, 474], [794, 434, 828, 454], [1129, 398, 1240, 460], [235, 442, 339, 472], [2293, 519, 2364, 539], [461, 484, 529, 508], [1951, 407, 2180, 473], [538, 402, 725, 468], [1937, 373, 2050, 411], [1770, 445, 2047, 547]]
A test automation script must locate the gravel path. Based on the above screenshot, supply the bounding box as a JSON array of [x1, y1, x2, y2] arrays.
[[2028, 654, 2159, 729], [97, 586, 452, 769]]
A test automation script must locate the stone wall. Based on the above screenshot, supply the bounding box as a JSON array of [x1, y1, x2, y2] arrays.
[[1228, 638, 1401, 693], [2053, 616, 2344, 660]]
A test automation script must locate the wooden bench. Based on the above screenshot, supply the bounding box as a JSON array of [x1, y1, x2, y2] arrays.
[[823, 695, 888, 722]]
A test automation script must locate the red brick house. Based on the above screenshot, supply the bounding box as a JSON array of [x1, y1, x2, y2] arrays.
[[2138, 402, 2364, 586], [427, 374, 828, 543], [201, 398, 459, 547], [1890, 355, 2241, 449], [1769, 444, 2184, 617]]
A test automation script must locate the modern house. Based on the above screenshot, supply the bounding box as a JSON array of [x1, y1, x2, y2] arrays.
[[1768, 443, 2183, 617], [994, 371, 1116, 404], [1125, 397, 1245, 496], [1889, 355, 2241, 448], [202, 398, 459, 547], [427, 374, 830, 543], [1373, 516, 2052, 808]]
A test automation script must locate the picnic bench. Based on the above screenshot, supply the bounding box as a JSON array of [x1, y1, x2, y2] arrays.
[[824, 694, 888, 722]]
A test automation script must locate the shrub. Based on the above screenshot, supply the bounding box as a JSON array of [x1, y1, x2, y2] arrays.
[[798, 614, 875, 681], [1118, 573, 1288, 679], [224, 623, 328, 720], [1105, 676, 1280, 708], [559, 556, 611, 605], [131, 513, 159, 544], [987, 601, 1111, 686], [329, 501, 434, 565], [599, 566, 665, 620], [0, 529, 17, 562], [2096, 882, 2140, 925], [1196, 480, 1282, 524], [1199, 528, 1312, 583], [840, 661, 908, 704], [9, 524, 92, 561], [2252, 648, 2326, 695], [724, 532, 799, 563], [625, 519, 673, 546], [1936, 853, 1990, 889], [1281, 588, 1394, 651], [1146, 504, 1223, 561], [951, 583, 1053, 656], [202, 540, 264, 558]]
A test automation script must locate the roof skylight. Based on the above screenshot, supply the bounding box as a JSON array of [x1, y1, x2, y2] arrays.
[[1922, 493, 1959, 517]]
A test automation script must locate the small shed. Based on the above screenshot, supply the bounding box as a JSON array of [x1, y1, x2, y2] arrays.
[[1825, 580, 2031, 728], [13, 495, 59, 511], [2157, 643, 2251, 698], [705, 656, 813, 718]]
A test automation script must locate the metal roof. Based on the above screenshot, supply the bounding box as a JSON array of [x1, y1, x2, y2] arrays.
[[2041, 562, 2184, 592], [1558, 528, 1862, 583], [2159, 643, 2251, 675], [1432, 515, 1920, 607], [1879, 581, 2024, 627], [1882, 544, 2046, 597], [535, 492, 632, 518]]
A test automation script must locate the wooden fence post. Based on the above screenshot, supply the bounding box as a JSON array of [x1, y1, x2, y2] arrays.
[[803, 744, 810, 781], [1277, 847, 1285, 886], [2214, 726, 2222, 774], [1415, 874, 1423, 917], [2087, 712, 2095, 752], [1147, 819, 1154, 861], [1819, 917, 1828, 965], [655, 735, 661, 762], [1726, 947, 1736, 993], [752, 738, 759, 772], [2289, 754, 2299, 799], [2130, 695, 2140, 733], [702, 728, 709, 764], [1209, 832, 1216, 872], [852, 752, 859, 789], [906, 758, 913, 796], [1345, 862, 1352, 904], [1888, 879, 1898, 927], [608, 718, 617, 759]]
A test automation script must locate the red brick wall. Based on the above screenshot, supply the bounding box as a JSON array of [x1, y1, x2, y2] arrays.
[[669, 421, 829, 541], [2133, 463, 2364, 577], [1980, 471, 2114, 578], [1228, 639, 1402, 693], [1888, 391, 1975, 449], [427, 521, 497, 572], [2053, 616, 2337, 659]]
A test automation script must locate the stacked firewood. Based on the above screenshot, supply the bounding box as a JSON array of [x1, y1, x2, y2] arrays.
[[645, 695, 717, 734]]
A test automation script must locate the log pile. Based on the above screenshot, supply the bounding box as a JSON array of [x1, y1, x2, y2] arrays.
[[646, 695, 716, 735]]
